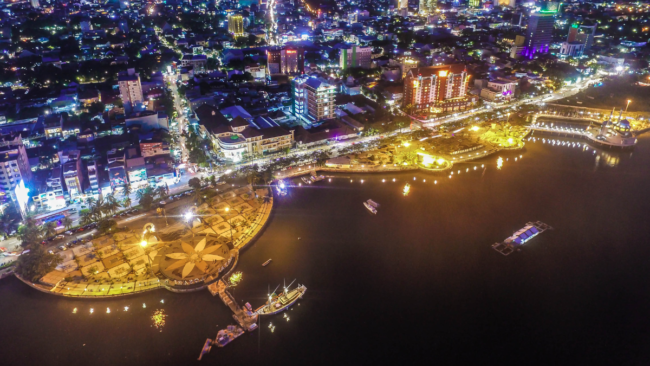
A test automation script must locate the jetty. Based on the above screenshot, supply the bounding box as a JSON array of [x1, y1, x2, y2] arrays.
[[492, 221, 553, 256], [208, 280, 259, 331], [528, 111, 638, 148]]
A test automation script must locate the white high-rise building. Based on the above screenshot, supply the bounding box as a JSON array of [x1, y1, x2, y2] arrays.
[[293, 76, 336, 122]]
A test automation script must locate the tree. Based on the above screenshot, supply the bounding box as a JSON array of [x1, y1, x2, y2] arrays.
[[154, 185, 167, 200], [62, 217, 73, 231], [105, 194, 121, 216], [139, 193, 154, 211], [188, 177, 202, 191], [15, 245, 63, 281], [192, 189, 205, 205], [18, 218, 42, 248], [121, 183, 132, 198], [209, 175, 217, 187], [123, 197, 132, 209], [79, 210, 93, 226], [97, 219, 117, 234]]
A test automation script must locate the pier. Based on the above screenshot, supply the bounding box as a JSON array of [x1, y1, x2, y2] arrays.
[[529, 113, 638, 148], [208, 280, 258, 332]]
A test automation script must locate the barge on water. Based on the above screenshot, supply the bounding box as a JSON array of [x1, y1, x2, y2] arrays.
[[492, 221, 553, 256]]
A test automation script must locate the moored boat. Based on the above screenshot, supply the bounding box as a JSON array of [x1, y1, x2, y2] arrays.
[[262, 259, 272, 266], [256, 283, 307, 316]]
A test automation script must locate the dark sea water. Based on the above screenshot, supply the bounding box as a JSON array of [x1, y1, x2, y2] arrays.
[[3, 134, 650, 366]]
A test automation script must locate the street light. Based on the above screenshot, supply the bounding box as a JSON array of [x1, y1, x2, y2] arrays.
[[626, 99, 632, 112]]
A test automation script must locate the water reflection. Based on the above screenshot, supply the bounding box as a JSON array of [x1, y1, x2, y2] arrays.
[[528, 135, 623, 168]]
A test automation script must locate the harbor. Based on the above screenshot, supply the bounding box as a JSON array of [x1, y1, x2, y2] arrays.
[[492, 221, 554, 256]]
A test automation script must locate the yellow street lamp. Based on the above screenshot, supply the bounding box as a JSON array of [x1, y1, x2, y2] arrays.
[[626, 99, 632, 112]]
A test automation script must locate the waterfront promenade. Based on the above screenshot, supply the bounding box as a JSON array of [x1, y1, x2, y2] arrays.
[[12, 186, 275, 299]]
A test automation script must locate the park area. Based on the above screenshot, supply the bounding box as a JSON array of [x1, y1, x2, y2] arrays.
[[32, 186, 272, 297]]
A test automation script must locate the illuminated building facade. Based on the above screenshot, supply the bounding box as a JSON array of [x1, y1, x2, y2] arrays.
[[340, 45, 372, 70], [469, 0, 480, 8], [267, 47, 304, 74], [403, 64, 475, 113], [228, 14, 244, 37], [522, 3, 558, 58], [292, 76, 336, 122]]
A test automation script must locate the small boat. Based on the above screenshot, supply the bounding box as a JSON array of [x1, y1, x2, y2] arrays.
[[363, 199, 379, 214], [262, 259, 272, 266], [301, 177, 312, 184], [310, 175, 325, 182]]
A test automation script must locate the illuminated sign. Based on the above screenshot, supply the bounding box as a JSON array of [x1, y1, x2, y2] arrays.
[[286, 50, 296, 54], [438, 70, 448, 77]]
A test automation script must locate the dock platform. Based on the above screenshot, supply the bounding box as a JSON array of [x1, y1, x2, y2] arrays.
[[492, 221, 553, 256]]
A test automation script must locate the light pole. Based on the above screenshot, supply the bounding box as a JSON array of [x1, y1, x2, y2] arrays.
[[625, 99, 632, 112]]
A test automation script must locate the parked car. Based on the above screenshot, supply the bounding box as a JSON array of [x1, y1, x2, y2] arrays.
[[55, 235, 65, 240]]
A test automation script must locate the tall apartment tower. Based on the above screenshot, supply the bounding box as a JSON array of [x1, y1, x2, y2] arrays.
[[419, 0, 435, 14], [340, 45, 372, 70], [118, 68, 143, 112], [403, 64, 473, 113], [399, 0, 408, 10], [497, 0, 515, 7], [522, 4, 557, 58], [579, 24, 597, 51], [228, 14, 244, 37], [292, 76, 336, 122]]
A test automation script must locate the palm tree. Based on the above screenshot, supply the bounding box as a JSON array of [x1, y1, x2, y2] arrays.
[[41, 222, 57, 239], [121, 183, 132, 199], [62, 217, 73, 231], [79, 211, 93, 226], [105, 194, 120, 216], [122, 197, 132, 209], [154, 186, 167, 200]]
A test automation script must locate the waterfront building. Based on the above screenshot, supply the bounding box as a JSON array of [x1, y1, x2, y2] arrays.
[[292, 76, 336, 122], [340, 45, 372, 70], [195, 105, 294, 162], [522, 4, 558, 58], [0, 136, 32, 197], [118, 68, 144, 113], [403, 64, 476, 113], [228, 14, 244, 37]]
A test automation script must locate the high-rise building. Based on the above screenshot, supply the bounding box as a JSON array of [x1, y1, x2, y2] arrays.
[[0, 136, 32, 197], [340, 45, 372, 70], [522, 4, 558, 58], [403, 64, 475, 113], [399, 0, 408, 10], [30, 0, 40, 8], [292, 76, 336, 122], [118, 68, 143, 112], [86, 160, 100, 198], [281, 47, 305, 74], [267, 47, 305, 75], [469, 0, 481, 8], [228, 14, 244, 37], [497, 0, 515, 7]]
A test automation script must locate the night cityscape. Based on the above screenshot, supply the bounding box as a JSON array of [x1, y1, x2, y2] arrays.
[[1, 0, 650, 364]]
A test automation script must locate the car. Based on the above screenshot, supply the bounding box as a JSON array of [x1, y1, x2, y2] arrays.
[[65, 231, 73, 236], [76, 228, 85, 232], [55, 235, 65, 240], [58, 246, 66, 251]]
